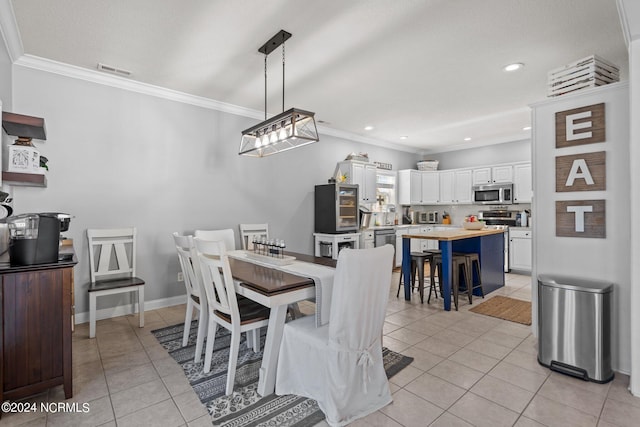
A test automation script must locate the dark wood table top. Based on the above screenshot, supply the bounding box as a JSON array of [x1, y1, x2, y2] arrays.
[[229, 251, 336, 296]]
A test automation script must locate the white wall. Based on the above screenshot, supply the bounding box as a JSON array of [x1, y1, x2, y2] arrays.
[[9, 65, 417, 319], [622, 0, 640, 395], [0, 23, 12, 109], [422, 139, 531, 170], [531, 82, 631, 373]]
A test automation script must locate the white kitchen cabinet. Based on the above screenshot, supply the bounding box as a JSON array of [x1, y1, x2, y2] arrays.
[[360, 230, 374, 249], [509, 228, 532, 272], [419, 226, 438, 251], [439, 169, 472, 204], [337, 161, 377, 204], [421, 172, 440, 204], [472, 167, 492, 185], [492, 165, 513, 183], [472, 165, 513, 185], [398, 170, 418, 205], [398, 170, 438, 205], [439, 171, 455, 204], [513, 162, 533, 203], [453, 169, 473, 203]]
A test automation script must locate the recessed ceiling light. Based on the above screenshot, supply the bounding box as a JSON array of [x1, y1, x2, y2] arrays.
[[400, 135, 408, 140], [503, 63, 524, 72], [464, 137, 472, 141], [364, 126, 374, 131], [523, 126, 532, 131]]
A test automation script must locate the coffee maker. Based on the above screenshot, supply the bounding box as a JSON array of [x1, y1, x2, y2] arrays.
[[7, 213, 60, 266]]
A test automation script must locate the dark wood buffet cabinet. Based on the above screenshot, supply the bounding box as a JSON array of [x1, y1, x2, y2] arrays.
[[0, 253, 77, 405]]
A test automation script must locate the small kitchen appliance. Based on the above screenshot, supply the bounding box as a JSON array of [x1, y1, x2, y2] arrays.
[[472, 183, 513, 205], [418, 211, 439, 224], [7, 213, 60, 266], [359, 207, 372, 229]]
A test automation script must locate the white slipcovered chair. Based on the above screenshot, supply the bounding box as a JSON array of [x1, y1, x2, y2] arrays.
[[173, 232, 208, 363], [195, 238, 270, 395], [194, 228, 236, 251], [275, 245, 395, 426]]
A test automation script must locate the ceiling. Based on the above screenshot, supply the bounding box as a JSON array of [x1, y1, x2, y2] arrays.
[[7, 0, 629, 153]]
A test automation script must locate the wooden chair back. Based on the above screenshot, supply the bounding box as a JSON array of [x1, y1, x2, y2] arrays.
[[87, 227, 138, 283], [195, 238, 239, 324], [173, 233, 202, 298], [194, 228, 236, 251], [239, 223, 269, 250]]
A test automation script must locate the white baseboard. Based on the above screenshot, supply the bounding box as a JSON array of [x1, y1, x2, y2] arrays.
[[74, 294, 186, 325]]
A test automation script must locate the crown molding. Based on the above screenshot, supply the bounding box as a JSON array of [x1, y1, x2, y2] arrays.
[[14, 54, 265, 119], [13, 54, 420, 153], [0, 0, 24, 61]]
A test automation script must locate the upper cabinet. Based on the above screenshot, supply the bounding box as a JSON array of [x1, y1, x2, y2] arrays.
[[439, 169, 472, 204], [337, 161, 377, 204], [398, 161, 530, 206], [398, 170, 439, 205], [472, 165, 513, 185], [513, 162, 532, 203]]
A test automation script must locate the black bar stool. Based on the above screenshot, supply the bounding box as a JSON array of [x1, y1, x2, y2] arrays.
[[396, 252, 434, 304], [463, 252, 484, 301], [431, 252, 471, 311]]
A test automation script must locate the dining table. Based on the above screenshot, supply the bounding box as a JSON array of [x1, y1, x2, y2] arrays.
[[226, 250, 336, 396], [401, 227, 506, 310]]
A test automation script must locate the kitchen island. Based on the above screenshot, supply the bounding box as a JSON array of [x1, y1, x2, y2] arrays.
[[401, 228, 505, 310]]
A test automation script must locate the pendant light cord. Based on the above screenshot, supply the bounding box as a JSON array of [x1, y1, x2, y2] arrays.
[[264, 55, 268, 120], [282, 42, 285, 112]]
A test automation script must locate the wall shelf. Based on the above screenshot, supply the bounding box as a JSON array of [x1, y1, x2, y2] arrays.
[[2, 172, 47, 187]]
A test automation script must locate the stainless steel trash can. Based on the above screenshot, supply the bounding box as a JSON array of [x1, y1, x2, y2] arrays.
[[537, 274, 614, 383]]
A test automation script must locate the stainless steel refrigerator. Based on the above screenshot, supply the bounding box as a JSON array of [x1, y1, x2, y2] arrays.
[[314, 183, 359, 233]]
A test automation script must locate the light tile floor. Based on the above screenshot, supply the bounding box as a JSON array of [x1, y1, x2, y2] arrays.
[[3, 273, 639, 426]]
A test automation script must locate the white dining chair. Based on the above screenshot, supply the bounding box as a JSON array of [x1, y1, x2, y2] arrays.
[[194, 228, 236, 251], [239, 223, 269, 250], [173, 232, 208, 362], [275, 245, 395, 426], [195, 237, 270, 395], [87, 227, 145, 338]]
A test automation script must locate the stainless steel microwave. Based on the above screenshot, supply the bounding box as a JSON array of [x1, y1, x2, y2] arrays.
[[472, 183, 513, 205]]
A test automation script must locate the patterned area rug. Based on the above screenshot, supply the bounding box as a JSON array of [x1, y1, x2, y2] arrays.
[[152, 321, 413, 426], [469, 295, 532, 325]]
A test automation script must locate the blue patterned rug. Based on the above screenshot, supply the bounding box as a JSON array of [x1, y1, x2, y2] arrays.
[[152, 320, 413, 426]]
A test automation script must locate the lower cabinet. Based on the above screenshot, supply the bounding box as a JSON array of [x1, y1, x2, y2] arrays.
[[1, 266, 74, 404], [360, 230, 375, 249], [509, 229, 532, 272]]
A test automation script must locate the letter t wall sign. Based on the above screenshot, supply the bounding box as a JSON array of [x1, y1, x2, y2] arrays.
[[554, 103, 606, 238]]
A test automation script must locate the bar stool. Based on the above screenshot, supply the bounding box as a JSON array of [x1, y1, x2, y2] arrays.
[[425, 249, 442, 304], [396, 252, 434, 303], [431, 253, 471, 311], [463, 252, 484, 302]]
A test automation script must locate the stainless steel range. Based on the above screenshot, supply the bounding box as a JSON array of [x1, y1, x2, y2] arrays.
[[478, 209, 519, 272]]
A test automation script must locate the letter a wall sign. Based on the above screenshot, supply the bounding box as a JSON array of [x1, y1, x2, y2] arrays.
[[555, 103, 606, 238]]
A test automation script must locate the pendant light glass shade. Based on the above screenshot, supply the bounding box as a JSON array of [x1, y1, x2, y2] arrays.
[[239, 30, 319, 157], [239, 108, 318, 157]]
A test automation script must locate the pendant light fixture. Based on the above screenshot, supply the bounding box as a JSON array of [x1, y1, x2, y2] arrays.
[[239, 30, 319, 157]]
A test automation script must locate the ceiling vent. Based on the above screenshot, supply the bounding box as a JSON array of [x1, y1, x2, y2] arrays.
[[97, 63, 132, 77]]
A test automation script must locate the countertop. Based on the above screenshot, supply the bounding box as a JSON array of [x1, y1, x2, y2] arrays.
[[402, 227, 506, 241]]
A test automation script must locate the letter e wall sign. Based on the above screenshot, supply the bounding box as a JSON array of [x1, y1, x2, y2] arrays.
[[556, 103, 605, 148], [556, 200, 606, 238], [556, 151, 606, 192]]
